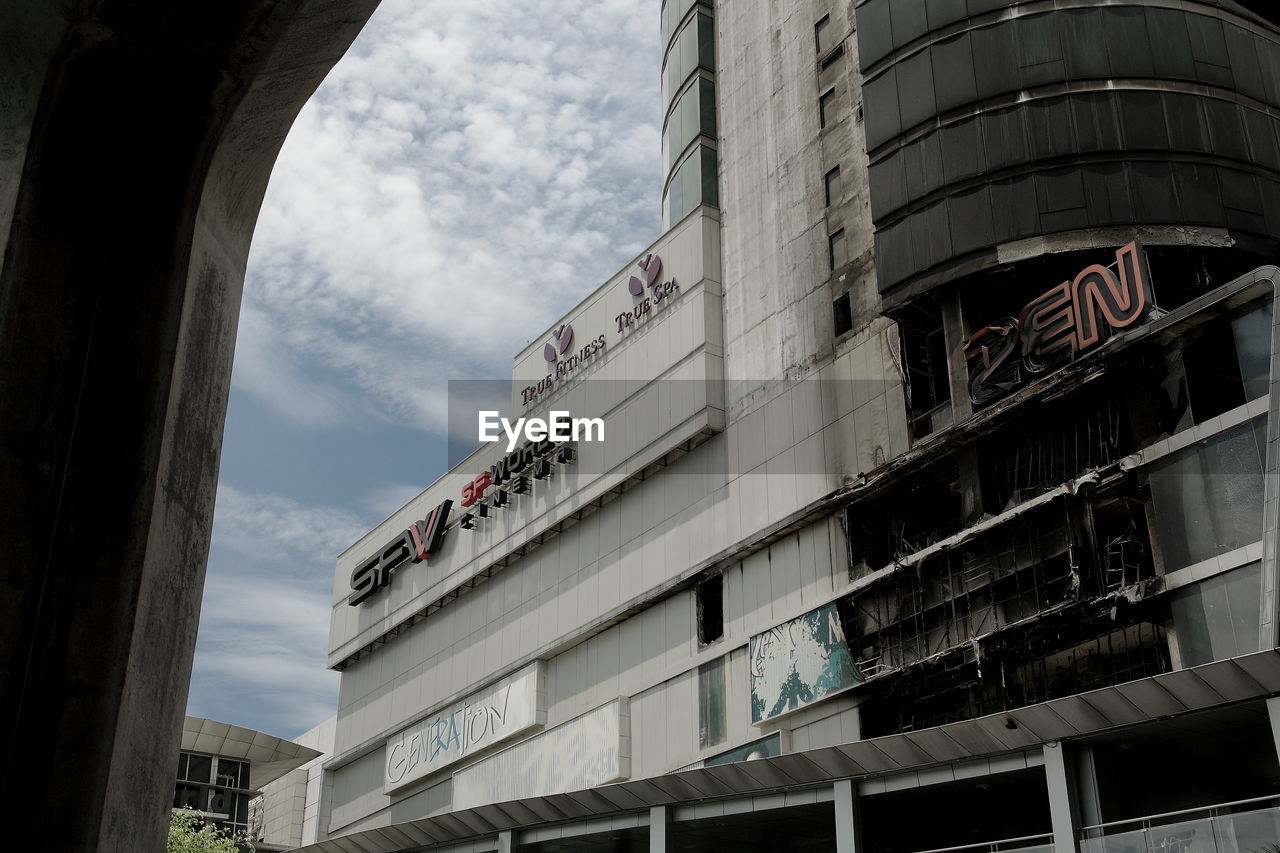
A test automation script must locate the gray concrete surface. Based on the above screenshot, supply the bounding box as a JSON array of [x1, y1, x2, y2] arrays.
[[0, 2, 379, 851]]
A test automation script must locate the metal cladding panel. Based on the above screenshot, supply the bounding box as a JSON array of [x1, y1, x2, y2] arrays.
[[1004, 705, 1081, 742], [853, 1, 1280, 298]]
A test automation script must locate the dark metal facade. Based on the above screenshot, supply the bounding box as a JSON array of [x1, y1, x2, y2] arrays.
[[853, 0, 1280, 304]]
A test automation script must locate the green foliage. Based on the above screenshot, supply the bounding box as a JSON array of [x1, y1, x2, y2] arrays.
[[167, 808, 254, 853]]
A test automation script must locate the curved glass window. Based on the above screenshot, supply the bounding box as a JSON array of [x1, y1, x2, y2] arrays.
[[663, 145, 719, 227], [664, 12, 715, 105], [664, 77, 717, 169], [662, 0, 712, 49]]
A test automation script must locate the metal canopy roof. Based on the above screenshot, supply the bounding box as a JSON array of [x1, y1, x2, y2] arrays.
[[296, 650, 1280, 853], [181, 716, 322, 790]]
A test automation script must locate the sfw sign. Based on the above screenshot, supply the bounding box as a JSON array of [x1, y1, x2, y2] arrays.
[[383, 663, 544, 792], [348, 500, 452, 606], [964, 241, 1154, 407]]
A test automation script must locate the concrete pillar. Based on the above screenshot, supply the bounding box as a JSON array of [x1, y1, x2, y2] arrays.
[[0, 3, 378, 853], [941, 289, 974, 424], [1044, 741, 1082, 853], [497, 830, 515, 853], [835, 779, 860, 853], [651, 805, 669, 853]]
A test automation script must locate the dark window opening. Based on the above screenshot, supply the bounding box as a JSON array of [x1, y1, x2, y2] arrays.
[[185, 753, 212, 784], [696, 575, 724, 645], [845, 461, 964, 576], [828, 227, 847, 270], [819, 87, 837, 128], [1161, 300, 1273, 433], [861, 769, 1050, 853], [174, 784, 201, 810], [833, 292, 853, 337], [824, 164, 841, 207], [815, 14, 832, 55], [898, 301, 952, 439], [1088, 704, 1280, 823], [977, 386, 1134, 514]]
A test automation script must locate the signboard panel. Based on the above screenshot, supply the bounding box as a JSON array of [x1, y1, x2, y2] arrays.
[[383, 662, 544, 792], [750, 602, 859, 724], [451, 698, 629, 810]]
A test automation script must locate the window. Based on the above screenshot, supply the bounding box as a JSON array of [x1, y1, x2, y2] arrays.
[[1171, 561, 1262, 667], [833, 292, 853, 337], [824, 164, 841, 207], [1168, 301, 1272, 430], [899, 303, 953, 438], [696, 574, 723, 644], [664, 77, 717, 168], [820, 87, 838, 128], [663, 144, 719, 227], [698, 656, 727, 748], [1145, 416, 1265, 571], [828, 228, 847, 271], [815, 14, 833, 55], [184, 753, 212, 784]]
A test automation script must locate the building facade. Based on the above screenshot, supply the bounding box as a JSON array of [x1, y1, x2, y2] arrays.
[[252, 716, 336, 850], [303, 2, 1280, 852], [173, 717, 320, 841]]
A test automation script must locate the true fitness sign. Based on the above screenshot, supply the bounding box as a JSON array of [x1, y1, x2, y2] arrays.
[[521, 253, 682, 407]]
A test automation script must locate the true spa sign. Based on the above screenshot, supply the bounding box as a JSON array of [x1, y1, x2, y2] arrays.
[[520, 253, 682, 407], [383, 662, 544, 792]]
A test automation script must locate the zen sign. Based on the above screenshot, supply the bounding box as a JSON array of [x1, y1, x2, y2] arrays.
[[963, 241, 1154, 407]]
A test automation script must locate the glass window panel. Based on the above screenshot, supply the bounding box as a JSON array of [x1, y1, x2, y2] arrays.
[[698, 656, 727, 748], [1232, 302, 1273, 401], [891, 0, 928, 50], [698, 77, 716, 137], [697, 13, 715, 71], [700, 145, 719, 207], [176, 753, 188, 781], [186, 753, 211, 784], [1146, 417, 1265, 570], [825, 165, 841, 207], [820, 87, 837, 129], [174, 784, 201, 810], [208, 786, 230, 816], [1171, 561, 1261, 667]]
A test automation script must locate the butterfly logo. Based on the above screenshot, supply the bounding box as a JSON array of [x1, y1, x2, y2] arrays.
[[543, 324, 574, 363], [628, 254, 663, 297]]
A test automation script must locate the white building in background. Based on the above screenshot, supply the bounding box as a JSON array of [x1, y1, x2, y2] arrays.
[[251, 716, 335, 850], [300, 1, 1280, 852]]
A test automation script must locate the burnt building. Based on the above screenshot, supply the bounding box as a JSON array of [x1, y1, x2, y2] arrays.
[[299, 3, 1280, 853]]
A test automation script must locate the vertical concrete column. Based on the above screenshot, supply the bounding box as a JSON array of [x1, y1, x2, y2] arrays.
[[650, 805, 669, 853], [0, 4, 378, 853], [1044, 741, 1082, 853], [497, 830, 515, 853], [941, 289, 974, 424], [835, 779, 860, 853]]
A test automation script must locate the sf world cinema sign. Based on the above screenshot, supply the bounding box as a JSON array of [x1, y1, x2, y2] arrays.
[[964, 241, 1154, 407], [384, 663, 544, 793]]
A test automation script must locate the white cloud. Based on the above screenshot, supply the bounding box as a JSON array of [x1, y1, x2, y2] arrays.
[[238, 0, 662, 433]]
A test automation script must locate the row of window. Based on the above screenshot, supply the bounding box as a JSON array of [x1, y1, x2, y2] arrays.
[[663, 11, 715, 107], [177, 751, 249, 790], [663, 76, 716, 170]]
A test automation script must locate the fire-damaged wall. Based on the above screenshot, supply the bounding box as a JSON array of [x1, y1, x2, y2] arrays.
[[836, 277, 1274, 737]]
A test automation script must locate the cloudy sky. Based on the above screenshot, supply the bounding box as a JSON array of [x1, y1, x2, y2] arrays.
[[186, 0, 663, 739]]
